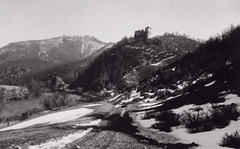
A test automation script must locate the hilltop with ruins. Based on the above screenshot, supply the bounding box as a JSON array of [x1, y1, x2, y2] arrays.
[[134, 26, 151, 41]]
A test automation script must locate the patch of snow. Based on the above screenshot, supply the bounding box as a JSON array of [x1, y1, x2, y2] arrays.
[[158, 88, 175, 93], [143, 96, 157, 103], [172, 94, 240, 115], [204, 81, 216, 87], [169, 120, 240, 149], [139, 102, 160, 107], [207, 74, 213, 78], [121, 108, 126, 117], [193, 74, 214, 85], [29, 128, 93, 149], [114, 104, 121, 108], [176, 81, 188, 90], [80, 104, 102, 107], [76, 119, 101, 126], [223, 94, 240, 105], [0, 108, 93, 132], [121, 89, 142, 104], [166, 94, 183, 101], [108, 94, 122, 102], [136, 112, 156, 128], [171, 67, 176, 71], [192, 80, 197, 84], [172, 104, 195, 114], [219, 90, 230, 95], [140, 103, 163, 110], [226, 60, 231, 65], [130, 89, 140, 98], [146, 92, 155, 96], [151, 55, 176, 66]]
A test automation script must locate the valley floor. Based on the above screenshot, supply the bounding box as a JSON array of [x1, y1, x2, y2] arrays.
[[0, 102, 165, 149], [1, 91, 239, 149]]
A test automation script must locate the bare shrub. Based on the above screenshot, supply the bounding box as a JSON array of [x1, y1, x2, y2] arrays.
[[43, 92, 69, 110], [181, 104, 240, 133], [151, 110, 180, 132], [221, 130, 240, 148]]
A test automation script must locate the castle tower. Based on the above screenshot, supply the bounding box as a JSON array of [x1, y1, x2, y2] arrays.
[[145, 26, 151, 40]]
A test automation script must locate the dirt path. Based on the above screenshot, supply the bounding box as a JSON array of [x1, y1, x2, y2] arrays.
[[65, 107, 161, 149]]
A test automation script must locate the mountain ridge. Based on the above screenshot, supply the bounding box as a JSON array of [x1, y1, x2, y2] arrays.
[[0, 35, 109, 64], [0, 35, 112, 85]]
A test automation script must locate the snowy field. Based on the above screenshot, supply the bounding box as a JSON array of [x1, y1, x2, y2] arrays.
[[139, 93, 240, 149], [0, 108, 94, 132], [169, 121, 240, 149], [29, 127, 93, 149]]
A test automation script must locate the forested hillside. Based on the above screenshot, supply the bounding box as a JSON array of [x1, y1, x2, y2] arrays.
[[72, 33, 200, 91], [137, 25, 240, 103]]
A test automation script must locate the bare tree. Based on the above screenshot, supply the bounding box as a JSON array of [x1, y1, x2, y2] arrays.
[[0, 88, 7, 113], [99, 72, 109, 90], [60, 91, 69, 106]]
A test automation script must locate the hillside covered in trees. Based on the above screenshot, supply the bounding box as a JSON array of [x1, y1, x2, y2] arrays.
[[71, 33, 201, 91]]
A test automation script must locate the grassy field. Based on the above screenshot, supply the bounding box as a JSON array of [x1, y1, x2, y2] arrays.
[[0, 97, 43, 118], [0, 85, 83, 123]]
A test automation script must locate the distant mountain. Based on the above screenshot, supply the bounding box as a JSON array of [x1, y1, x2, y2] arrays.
[[29, 44, 113, 85], [0, 35, 109, 64], [71, 33, 201, 91], [0, 35, 111, 85]]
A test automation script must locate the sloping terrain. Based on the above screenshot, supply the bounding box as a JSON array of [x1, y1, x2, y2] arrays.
[[72, 34, 200, 91], [108, 25, 240, 149]]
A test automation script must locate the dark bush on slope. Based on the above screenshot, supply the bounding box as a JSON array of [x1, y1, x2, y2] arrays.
[[181, 104, 240, 133], [221, 130, 240, 148], [151, 110, 180, 132], [143, 110, 180, 132]]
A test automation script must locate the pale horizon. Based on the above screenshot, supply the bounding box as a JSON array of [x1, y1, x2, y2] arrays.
[[0, 0, 240, 47]]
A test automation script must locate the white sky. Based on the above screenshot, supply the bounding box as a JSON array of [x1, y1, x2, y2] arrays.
[[0, 0, 240, 47]]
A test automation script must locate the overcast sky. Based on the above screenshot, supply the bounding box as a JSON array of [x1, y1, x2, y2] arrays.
[[0, 0, 240, 47]]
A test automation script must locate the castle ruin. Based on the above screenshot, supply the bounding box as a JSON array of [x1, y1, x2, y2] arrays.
[[134, 26, 151, 41]]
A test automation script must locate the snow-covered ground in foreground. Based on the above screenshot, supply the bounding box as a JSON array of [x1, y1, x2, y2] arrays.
[[167, 94, 240, 149], [29, 127, 93, 149], [0, 108, 93, 132], [169, 120, 240, 149], [136, 112, 156, 128], [76, 119, 102, 126]]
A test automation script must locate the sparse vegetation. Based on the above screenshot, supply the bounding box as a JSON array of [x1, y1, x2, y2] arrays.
[[43, 92, 69, 110], [0, 88, 7, 113], [221, 130, 240, 148], [181, 104, 240, 133], [143, 110, 180, 132], [26, 79, 45, 98], [72, 33, 199, 91], [151, 110, 180, 132]]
